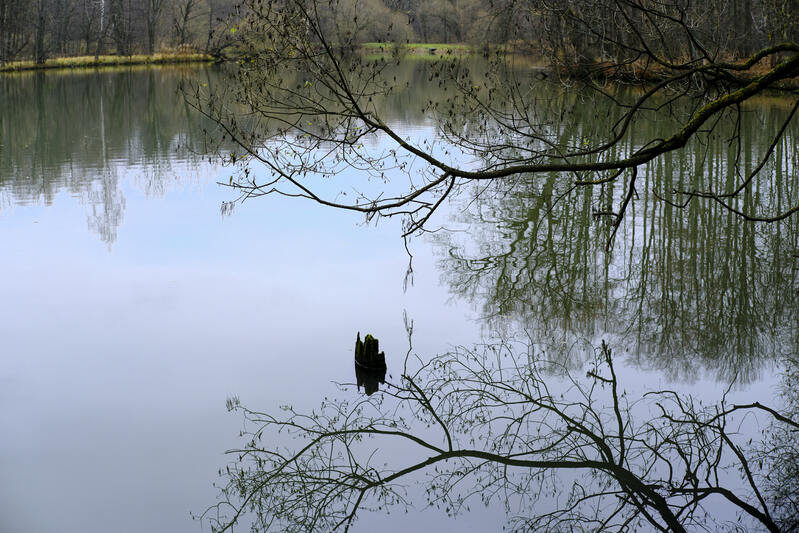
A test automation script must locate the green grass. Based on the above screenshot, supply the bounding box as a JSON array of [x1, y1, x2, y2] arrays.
[[362, 42, 474, 53], [361, 42, 395, 50], [360, 42, 476, 61], [403, 43, 472, 51], [0, 53, 214, 73]]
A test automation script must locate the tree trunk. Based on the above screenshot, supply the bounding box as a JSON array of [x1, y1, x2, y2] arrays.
[[146, 0, 165, 54], [34, 0, 47, 64], [94, 0, 104, 60]]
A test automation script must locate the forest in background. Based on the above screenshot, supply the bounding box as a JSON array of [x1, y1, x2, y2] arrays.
[[3, 0, 799, 66], [0, 0, 238, 64]]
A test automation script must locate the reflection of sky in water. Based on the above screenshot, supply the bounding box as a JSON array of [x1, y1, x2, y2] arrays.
[[0, 150, 498, 532], [0, 66, 794, 533]]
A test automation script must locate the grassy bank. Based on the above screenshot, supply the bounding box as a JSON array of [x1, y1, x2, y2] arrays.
[[0, 53, 214, 73], [361, 42, 475, 60]]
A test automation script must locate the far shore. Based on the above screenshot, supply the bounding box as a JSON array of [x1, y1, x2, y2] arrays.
[[0, 53, 215, 74], [4, 45, 795, 90]]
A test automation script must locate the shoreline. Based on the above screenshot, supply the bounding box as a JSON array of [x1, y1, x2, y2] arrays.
[[0, 53, 215, 74], [4, 46, 795, 91]]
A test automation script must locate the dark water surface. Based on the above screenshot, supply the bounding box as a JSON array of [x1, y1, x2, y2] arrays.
[[1, 64, 797, 532]]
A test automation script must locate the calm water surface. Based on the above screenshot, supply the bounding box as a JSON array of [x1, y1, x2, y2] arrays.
[[0, 64, 797, 532]]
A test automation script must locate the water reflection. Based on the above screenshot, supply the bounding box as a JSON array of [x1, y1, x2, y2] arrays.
[[3, 65, 471, 533], [762, 357, 799, 529], [0, 66, 217, 245], [0, 60, 480, 246], [212, 337, 798, 533], [435, 96, 799, 382], [355, 363, 387, 395], [3, 61, 797, 381]]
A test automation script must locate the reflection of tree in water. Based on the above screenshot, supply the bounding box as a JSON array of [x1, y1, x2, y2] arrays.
[[0, 66, 217, 245], [435, 98, 799, 382], [0, 60, 483, 245], [760, 358, 799, 530], [86, 167, 125, 246], [206, 338, 799, 533]]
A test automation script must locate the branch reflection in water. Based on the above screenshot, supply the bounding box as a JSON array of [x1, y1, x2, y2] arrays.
[[197, 63, 799, 533], [433, 94, 799, 383], [203, 337, 799, 533]]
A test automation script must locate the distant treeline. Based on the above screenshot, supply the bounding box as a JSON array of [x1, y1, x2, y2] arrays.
[[0, 0, 237, 64], [2, 0, 798, 65]]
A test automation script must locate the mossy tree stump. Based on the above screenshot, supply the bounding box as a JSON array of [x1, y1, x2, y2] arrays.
[[354, 332, 386, 395], [354, 332, 387, 370]]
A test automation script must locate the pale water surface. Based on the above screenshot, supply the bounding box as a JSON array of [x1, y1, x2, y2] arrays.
[[1, 65, 797, 532]]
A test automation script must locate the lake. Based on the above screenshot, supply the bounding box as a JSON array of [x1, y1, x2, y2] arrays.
[[1, 63, 797, 532]]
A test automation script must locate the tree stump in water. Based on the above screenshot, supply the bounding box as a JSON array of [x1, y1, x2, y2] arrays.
[[354, 332, 387, 370], [354, 333, 387, 396]]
